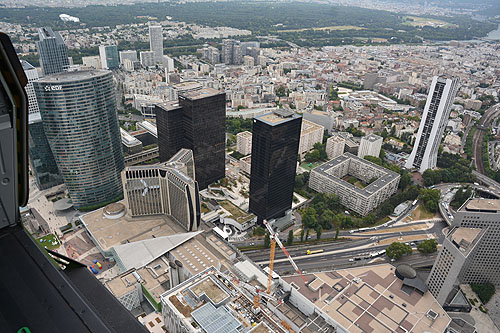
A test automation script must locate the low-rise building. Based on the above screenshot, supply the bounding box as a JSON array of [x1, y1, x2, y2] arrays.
[[309, 153, 400, 216]]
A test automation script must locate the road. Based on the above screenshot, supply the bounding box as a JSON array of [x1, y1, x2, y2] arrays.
[[472, 104, 500, 174], [242, 219, 446, 274]]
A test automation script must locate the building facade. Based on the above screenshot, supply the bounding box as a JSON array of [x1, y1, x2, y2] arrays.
[[249, 110, 302, 221], [21, 60, 40, 115], [405, 77, 460, 173], [140, 51, 155, 68], [427, 227, 484, 305], [309, 153, 400, 216], [99, 45, 119, 69], [222, 39, 242, 65], [34, 70, 124, 209], [236, 131, 252, 156], [357, 133, 383, 159], [156, 89, 226, 189], [149, 25, 163, 61], [122, 149, 200, 232], [119, 50, 137, 65], [298, 119, 324, 158], [36, 27, 70, 75], [326, 134, 345, 160], [455, 199, 500, 285]]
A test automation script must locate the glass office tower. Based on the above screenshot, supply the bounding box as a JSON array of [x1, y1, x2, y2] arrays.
[[156, 88, 226, 190], [34, 70, 124, 209], [36, 27, 70, 75], [249, 110, 302, 221]]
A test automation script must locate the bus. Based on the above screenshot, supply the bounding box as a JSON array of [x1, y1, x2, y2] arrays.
[[306, 249, 324, 255]]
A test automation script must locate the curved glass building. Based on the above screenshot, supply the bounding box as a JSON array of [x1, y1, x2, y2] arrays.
[[34, 70, 124, 209]]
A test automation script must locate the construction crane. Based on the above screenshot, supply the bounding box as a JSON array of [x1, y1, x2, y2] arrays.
[[263, 220, 307, 294]]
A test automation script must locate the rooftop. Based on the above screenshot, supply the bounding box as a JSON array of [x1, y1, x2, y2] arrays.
[[462, 198, 500, 213], [237, 131, 252, 139], [362, 133, 383, 143], [179, 87, 223, 100], [80, 200, 187, 252], [256, 110, 301, 126], [281, 264, 451, 333], [170, 238, 220, 276], [37, 70, 110, 83], [301, 119, 324, 135], [312, 153, 400, 197], [448, 227, 484, 255]]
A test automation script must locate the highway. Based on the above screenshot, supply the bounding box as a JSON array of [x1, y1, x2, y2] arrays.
[[243, 219, 446, 274]]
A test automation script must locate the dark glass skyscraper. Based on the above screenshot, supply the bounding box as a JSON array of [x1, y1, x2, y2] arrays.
[[36, 27, 70, 75], [249, 110, 302, 221], [156, 88, 226, 189], [34, 70, 124, 209]]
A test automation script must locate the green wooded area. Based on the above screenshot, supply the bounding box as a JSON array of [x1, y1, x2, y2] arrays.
[[2, 2, 496, 47]]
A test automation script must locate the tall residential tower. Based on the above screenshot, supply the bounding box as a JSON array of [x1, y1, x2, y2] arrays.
[[249, 110, 302, 221], [149, 25, 163, 62], [34, 70, 124, 209], [36, 27, 70, 75], [405, 77, 460, 173]]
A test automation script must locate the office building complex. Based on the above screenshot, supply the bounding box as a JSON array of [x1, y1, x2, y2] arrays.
[[222, 39, 242, 65], [298, 119, 324, 158], [427, 226, 484, 305], [405, 77, 460, 173], [34, 70, 124, 209], [156, 88, 226, 189], [21, 60, 40, 115], [358, 133, 383, 159], [119, 50, 137, 65], [149, 25, 163, 61], [99, 45, 119, 70], [36, 27, 70, 75], [82, 56, 101, 69], [140, 51, 155, 68], [122, 149, 200, 232], [22, 60, 62, 190], [249, 110, 302, 221], [309, 153, 400, 216], [326, 134, 345, 159], [236, 131, 252, 155]]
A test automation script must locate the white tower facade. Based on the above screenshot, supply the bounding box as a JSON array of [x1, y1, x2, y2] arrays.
[[405, 76, 460, 173], [149, 25, 163, 62]]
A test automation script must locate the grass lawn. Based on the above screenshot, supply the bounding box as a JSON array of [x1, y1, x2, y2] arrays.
[[278, 25, 366, 32], [220, 200, 255, 224], [409, 204, 436, 221], [300, 161, 323, 171], [403, 16, 457, 28], [36, 233, 60, 250]]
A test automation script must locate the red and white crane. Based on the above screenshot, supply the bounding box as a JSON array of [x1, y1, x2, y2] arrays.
[[263, 220, 307, 294]]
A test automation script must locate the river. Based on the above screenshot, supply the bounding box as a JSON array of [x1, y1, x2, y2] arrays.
[[485, 24, 500, 40]]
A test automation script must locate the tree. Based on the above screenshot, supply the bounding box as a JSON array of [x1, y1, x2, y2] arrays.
[[287, 230, 294, 246], [253, 226, 266, 236], [305, 149, 321, 162], [335, 227, 340, 240], [417, 239, 437, 254], [316, 225, 322, 240], [419, 188, 441, 213], [381, 128, 389, 139], [305, 229, 310, 241], [300, 229, 304, 242], [264, 232, 271, 248], [386, 242, 412, 260], [302, 213, 318, 229], [471, 283, 496, 304], [320, 209, 336, 229]]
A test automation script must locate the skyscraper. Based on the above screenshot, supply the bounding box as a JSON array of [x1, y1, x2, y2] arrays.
[[119, 50, 137, 65], [249, 110, 302, 221], [99, 45, 119, 69], [149, 25, 163, 62], [156, 88, 226, 190], [22, 60, 62, 190], [36, 27, 70, 75], [405, 77, 460, 173], [34, 70, 124, 209]]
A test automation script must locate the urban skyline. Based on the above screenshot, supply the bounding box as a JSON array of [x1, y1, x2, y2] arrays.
[[4, 3, 500, 332]]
